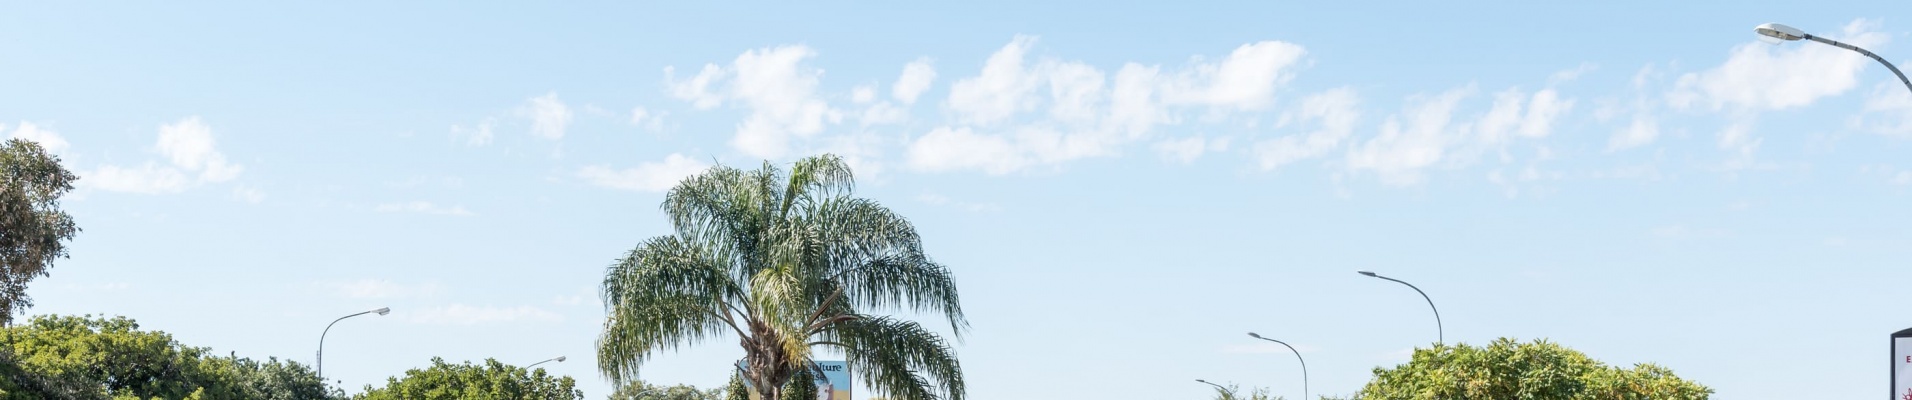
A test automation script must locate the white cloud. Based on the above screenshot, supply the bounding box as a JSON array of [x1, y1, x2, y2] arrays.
[[1860, 164, 1912, 185], [1608, 114, 1661, 150], [1854, 78, 1912, 136], [1477, 88, 1574, 144], [6, 121, 69, 154], [1548, 63, 1598, 84], [915, 37, 1312, 174], [1345, 87, 1476, 185], [630, 106, 652, 125], [231, 186, 266, 204], [1153, 137, 1207, 164], [405, 304, 563, 325], [893, 58, 937, 104], [333, 279, 444, 299], [1152, 136, 1230, 164], [1670, 19, 1888, 111], [157, 117, 243, 182], [374, 201, 474, 216], [1253, 87, 1360, 170], [1108, 64, 1168, 136], [86, 117, 243, 194], [858, 102, 909, 126], [522, 92, 572, 140], [628, 107, 667, 132], [1046, 61, 1106, 125], [906, 126, 1027, 174], [87, 163, 191, 194], [665, 45, 839, 158], [665, 64, 727, 109], [577, 153, 709, 192], [453, 117, 496, 146], [851, 84, 878, 104], [947, 36, 1045, 126], [1160, 41, 1307, 110]]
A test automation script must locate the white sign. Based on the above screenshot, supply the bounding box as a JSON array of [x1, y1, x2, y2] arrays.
[[1898, 336, 1912, 400]]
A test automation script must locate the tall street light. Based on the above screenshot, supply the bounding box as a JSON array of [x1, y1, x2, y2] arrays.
[[1358, 270, 1442, 344], [1755, 22, 1912, 96], [528, 356, 566, 369], [318, 307, 390, 379], [1247, 332, 1308, 400], [1194, 379, 1233, 396]]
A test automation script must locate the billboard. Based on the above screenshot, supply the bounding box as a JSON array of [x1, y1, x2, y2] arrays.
[[1896, 328, 1912, 400], [737, 360, 850, 400]]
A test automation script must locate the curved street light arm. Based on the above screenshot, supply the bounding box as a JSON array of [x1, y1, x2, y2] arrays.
[[1195, 379, 1233, 396], [528, 356, 565, 369], [317, 307, 388, 379], [317, 309, 374, 379], [1804, 34, 1912, 96], [1372, 275, 1443, 344], [1248, 334, 1308, 400]]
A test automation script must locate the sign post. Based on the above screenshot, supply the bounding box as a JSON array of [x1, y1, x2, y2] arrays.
[[1895, 328, 1912, 400]]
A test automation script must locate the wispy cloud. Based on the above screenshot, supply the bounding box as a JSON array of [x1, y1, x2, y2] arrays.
[[577, 153, 710, 192], [85, 117, 244, 194]]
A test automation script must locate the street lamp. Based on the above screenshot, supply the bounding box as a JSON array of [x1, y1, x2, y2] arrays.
[[528, 356, 566, 369], [1358, 270, 1442, 344], [317, 307, 390, 379], [1755, 22, 1912, 96], [1194, 379, 1233, 396], [1247, 332, 1308, 400]]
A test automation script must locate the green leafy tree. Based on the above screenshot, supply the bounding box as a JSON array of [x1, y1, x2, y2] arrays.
[[1206, 383, 1280, 400], [778, 367, 815, 400], [355, 357, 580, 400], [1356, 338, 1711, 400], [605, 379, 723, 400], [725, 372, 748, 400], [597, 155, 967, 400], [0, 314, 335, 400], [0, 139, 80, 325]]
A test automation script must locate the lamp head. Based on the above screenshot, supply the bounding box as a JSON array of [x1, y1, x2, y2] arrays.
[[1357, 270, 1378, 277], [1755, 23, 1805, 42], [1247, 332, 1262, 338], [1195, 379, 1209, 384], [374, 307, 391, 316], [555, 356, 566, 362]]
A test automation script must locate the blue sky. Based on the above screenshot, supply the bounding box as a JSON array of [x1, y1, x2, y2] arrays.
[[4, 1, 1911, 399]]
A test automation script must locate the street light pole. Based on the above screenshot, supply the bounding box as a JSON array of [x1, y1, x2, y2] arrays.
[[1195, 379, 1233, 397], [1358, 270, 1442, 344], [528, 356, 566, 369], [317, 307, 390, 379], [1756, 22, 1912, 96], [1247, 332, 1308, 400]]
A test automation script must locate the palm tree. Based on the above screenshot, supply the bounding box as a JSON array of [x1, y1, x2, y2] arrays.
[[598, 154, 967, 400]]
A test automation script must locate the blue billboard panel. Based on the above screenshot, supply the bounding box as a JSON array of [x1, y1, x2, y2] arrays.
[[736, 360, 850, 400]]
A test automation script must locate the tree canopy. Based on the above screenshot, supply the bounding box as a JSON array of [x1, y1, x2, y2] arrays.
[[1356, 338, 1711, 400], [597, 154, 967, 400], [354, 358, 580, 400], [0, 314, 336, 400], [605, 379, 724, 400], [0, 139, 80, 324]]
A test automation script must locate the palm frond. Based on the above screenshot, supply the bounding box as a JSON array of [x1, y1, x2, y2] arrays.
[[820, 316, 964, 400], [597, 236, 743, 381]]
